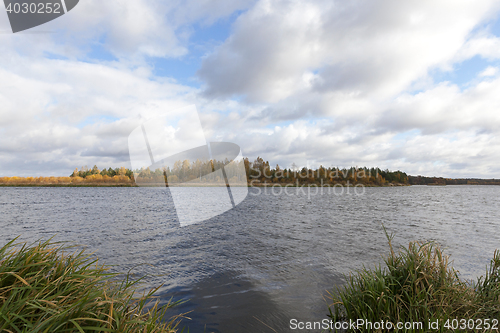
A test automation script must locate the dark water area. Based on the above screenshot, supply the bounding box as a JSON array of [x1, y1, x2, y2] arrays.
[[1, 186, 499, 332]]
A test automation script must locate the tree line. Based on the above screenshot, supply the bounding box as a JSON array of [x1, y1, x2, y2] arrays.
[[408, 175, 500, 185], [65, 158, 409, 186], [4, 157, 498, 186], [243, 157, 408, 186]]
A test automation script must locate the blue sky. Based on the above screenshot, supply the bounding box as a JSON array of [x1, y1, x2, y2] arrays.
[[2, 0, 500, 177], [430, 15, 500, 88], [150, 14, 238, 86]]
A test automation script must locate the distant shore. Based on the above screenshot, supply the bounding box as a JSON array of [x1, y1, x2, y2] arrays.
[[0, 183, 135, 187], [0, 182, 408, 187], [3, 182, 495, 188], [1, 174, 498, 188]]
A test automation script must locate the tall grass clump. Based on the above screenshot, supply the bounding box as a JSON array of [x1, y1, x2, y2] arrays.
[[327, 227, 500, 332], [0, 237, 184, 332], [475, 249, 500, 318]]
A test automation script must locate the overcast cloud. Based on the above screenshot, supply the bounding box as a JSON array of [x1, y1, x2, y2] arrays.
[[1, 0, 500, 177]]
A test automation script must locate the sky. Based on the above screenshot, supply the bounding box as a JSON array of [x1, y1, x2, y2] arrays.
[[2, 0, 500, 178]]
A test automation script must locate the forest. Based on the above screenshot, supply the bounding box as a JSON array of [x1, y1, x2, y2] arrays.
[[1, 156, 497, 186], [0, 157, 408, 186], [408, 175, 500, 185], [67, 157, 410, 186]]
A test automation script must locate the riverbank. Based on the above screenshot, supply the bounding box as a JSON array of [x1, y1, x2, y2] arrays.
[[328, 228, 500, 332], [0, 181, 410, 187], [0, 238, 183, 332], [0, 183, 135, 187]]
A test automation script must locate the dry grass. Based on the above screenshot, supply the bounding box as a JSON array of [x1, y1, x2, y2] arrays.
[[327, 227, 500, 332], [0, 237, 186, 332]]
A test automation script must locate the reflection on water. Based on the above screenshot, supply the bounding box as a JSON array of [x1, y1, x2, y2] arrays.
[[1, 185, 499, 332], [162, 270, 292, 333]]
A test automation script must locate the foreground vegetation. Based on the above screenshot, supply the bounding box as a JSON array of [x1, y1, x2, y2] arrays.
[[0, 238, 183, 332], [328, 229, 500, 332]]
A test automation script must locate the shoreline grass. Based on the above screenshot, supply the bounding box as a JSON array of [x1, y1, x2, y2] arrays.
[[327, 228, 500, 332], [0, 184, 136, 187], [0, 238, 185, 332]]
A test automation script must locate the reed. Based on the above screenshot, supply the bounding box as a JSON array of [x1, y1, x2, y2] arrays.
[[475, 249, 500, 318], [0, 237, 185, 332], [327, 227, 500, 332]]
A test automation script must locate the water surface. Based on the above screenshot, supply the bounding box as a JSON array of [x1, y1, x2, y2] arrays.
[[0, 185, 499, 332]]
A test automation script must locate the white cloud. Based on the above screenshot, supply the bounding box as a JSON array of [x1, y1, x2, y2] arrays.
[[0, 0, 256, 60], [2, 0, 500, 178], [3, 49, 500, 177], [0, 54, 201, 176], [198, 0, 500, 104], [455, 34, 500, 62], [479, 66, 498, 77]]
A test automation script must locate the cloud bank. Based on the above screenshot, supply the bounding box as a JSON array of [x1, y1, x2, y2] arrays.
[[1, 0, 500, 177]]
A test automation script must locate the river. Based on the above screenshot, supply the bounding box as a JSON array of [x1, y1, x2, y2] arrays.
[[0, 185, 499, 332]]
